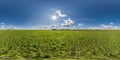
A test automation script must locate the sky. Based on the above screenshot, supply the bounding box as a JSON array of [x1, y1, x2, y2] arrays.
[[0, 0, 120, 29]]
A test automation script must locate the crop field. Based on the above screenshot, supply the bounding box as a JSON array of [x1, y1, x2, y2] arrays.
[[0, 30, 120, 60]]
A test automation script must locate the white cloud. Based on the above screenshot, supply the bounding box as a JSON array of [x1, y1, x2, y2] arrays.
[[101, 25, 118, 29], [61, 24, 71, 27], [100, 22, 119, 29], [28, 25, 58, 30], [78, 23, 84, 26], [52, 9, 75, 28], [89, 26, 101, 30], [61, 18, 74, 27], [64, 18, 74, 25], [110, 22, 114, 25], [7, 25, 19, 29], [0, 22, 5, 25], [55, 10, 67, 17], [0, 22, 6, 29], [0, 22, 20, 30], [54, 10, 74, 27]]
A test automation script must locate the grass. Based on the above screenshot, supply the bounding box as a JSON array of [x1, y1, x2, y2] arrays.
[[0, 30, 120, 60]]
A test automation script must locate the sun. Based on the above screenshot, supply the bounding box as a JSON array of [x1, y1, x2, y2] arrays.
[[51, 15, 57, 21]]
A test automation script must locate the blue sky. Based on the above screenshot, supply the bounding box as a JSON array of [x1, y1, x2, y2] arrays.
[[0, 0, 120, 29]]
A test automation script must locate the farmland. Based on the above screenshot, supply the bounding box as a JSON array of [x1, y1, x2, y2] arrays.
[[0, 30, 120, 60]]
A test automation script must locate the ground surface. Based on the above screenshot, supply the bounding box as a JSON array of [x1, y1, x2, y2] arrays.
[[0, 30, 120, 60]]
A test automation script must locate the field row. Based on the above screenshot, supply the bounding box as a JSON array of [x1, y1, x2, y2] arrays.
[[0, 30, 120, 59]]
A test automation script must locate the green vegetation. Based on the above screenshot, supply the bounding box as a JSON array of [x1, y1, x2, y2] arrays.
[[0, 30, 120, 60]]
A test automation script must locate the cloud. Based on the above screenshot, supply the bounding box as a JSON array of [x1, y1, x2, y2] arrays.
[[55, 10, 67, 17], [61, 18, 74, 27], [110, 22, 114, 25], [78, 23, 84, 26], [64, 18, 74, 25], [61, 24, 71, 27], [7, 25, 19, 29], [0, 22, 5, 25], [54, 10, 74, 27], [0, 22, 6, 29], [100, 25, 118, 29], [0, 22, 19, 30], [52, 9, 75, 28], [28, 25, 58, 30], [88, 26, 101, 30], [100, 22, 119, 29]]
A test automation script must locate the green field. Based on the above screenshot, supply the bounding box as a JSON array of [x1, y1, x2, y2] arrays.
[[0, 30, 120, 60]]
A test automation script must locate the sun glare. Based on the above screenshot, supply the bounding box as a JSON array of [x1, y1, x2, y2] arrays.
[[51, 15, 57, 21]]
